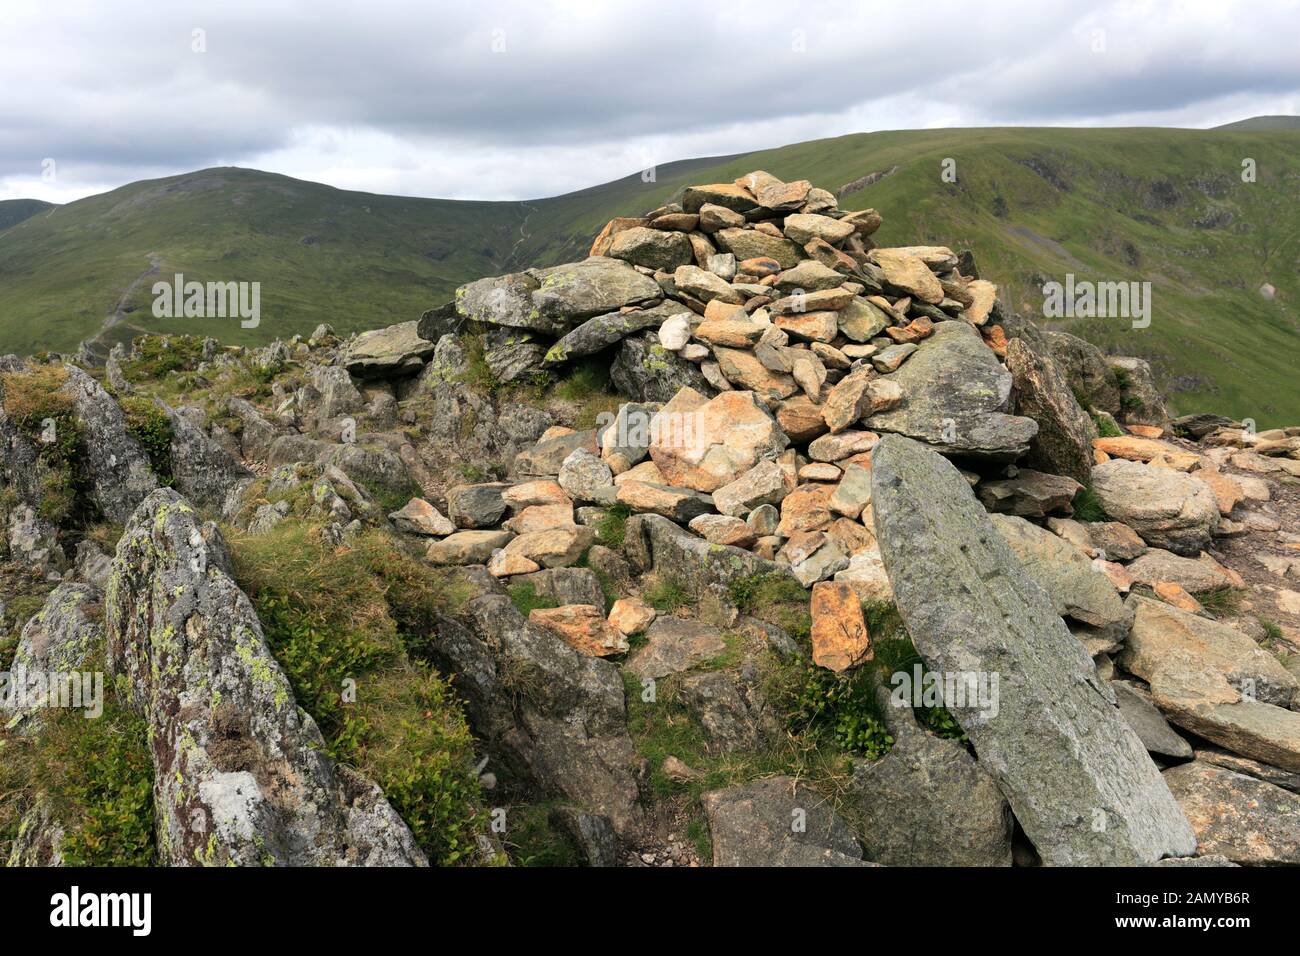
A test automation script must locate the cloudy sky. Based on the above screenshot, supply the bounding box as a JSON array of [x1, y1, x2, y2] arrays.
[[4, 0, 1298, 204]]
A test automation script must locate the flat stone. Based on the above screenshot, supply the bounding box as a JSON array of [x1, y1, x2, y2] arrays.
[[991, 514, 1127, 629], [701, 776, 865, 867], [389, 498, 455, 536], [866, 322, 1037, 460], [425, 529, 514, 565], [1113, 681, 1193, 759], [530, 605, 629, 657], [627, 618, 727, 679], [1119, 596, 1300, 771], [978, 470, 1082, 518], [616, 480, 714, 522], [1164, 762, 1300, 865]]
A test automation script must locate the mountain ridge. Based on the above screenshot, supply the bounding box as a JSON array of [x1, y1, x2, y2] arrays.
[[0, 125, 1297, 423]]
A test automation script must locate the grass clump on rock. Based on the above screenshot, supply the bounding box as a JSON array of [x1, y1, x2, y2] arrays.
[[0, 364, 90, 526], [229, 520, 484, 863]]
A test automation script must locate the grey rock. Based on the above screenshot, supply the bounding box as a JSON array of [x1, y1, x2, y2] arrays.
[[429, 595, 642, 834], [702, 776, 866, 867], [512, 429, 597, 478], [626, 618, 727, 679], [447, 482, 510, 529], [1043, 331, 1121, 415], [847, 687, 1013, 866], [978, 469, 1082, 518], [158, 399, 253, 511], [990, 514, 1127, 629], [1107, 356, 1170, 428], [342, 321, 435, 378], [1113, 682, 1193, 759], [1007, 336, 1097, 486], [624, 513, 793, 604], [542, 305, 671, 364], [610, 332, 712, 402], [1091, 459, 1219, 556], [61, 367, 158, 523], [548, 807, 622, 867], [870, 434, 1197, 865], [865, 322, 1038, 460], [106, 489, 426, 866], [558, 449, 615, 504], [514, 566, 608, 613]]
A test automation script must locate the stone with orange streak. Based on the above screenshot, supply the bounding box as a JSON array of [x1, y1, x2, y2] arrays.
[[1154, 581, 1204, 615], [530, 605, 629, 657], [810, 581, 873, 673]]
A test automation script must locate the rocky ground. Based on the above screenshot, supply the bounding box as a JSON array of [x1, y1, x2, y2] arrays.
[[2, 168, 1299, 867]]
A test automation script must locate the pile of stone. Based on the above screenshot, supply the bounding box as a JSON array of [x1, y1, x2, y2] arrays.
[[417, 169, 1001, 400]]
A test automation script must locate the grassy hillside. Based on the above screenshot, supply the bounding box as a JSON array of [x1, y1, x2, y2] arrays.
[[0, 199, 55, 232], [0, 127, 1296, 423], [1214, 115, 1300, 131]]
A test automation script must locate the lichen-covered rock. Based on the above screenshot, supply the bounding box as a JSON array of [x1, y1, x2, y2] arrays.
[[1163, 762, 1300, 865], [847, 688, 1013, 866], [4, 583, 102, 731], [865, 322, 1038, 460], [105, 489, 426, 866], [1043, 330, 1121, 415], [870, 434, 1196, 865], [1107, 356, 1170, 428], [342, 321, 436, 378], [158, 400, 253, 511], [61, 366, 158, 523], [702, 775, 867, 867], [610, 332, 712, 402]]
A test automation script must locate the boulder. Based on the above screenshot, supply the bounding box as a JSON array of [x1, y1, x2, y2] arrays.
[[1119, 596, 1300, 771], [990, 514, 1127, 630], [425, 529, 514, 565], [607, 226, 693, 271], [1043, 331, 1121, 415], [701, 776, 867, 867], [61, 367, 159, 523], [342, 321, 435, 378], [446, 482, 510, 528], [610, 332, 712, 402], [1006, 337, 1096, 486], [1090, 459, 1219, 556], [1107, 356, 1170, 428], [1112, 682, 1193, 759], [978, 470, 1081, 518], [865, 322, 1037, 460], [105, 490, 425, 866], [648, 388, 788, 493], [847, 688, 1013, 866], [1164, 762, 1300, 865], [626, 617, 727, 679], [870, 434, 1197, 865], [430, 594, 642, 834], [543, 305, 670, 364]]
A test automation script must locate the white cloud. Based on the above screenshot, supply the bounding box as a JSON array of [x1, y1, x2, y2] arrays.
[[2, 0, 1297, 204]]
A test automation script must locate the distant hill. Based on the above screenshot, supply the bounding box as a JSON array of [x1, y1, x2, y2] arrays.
[[0, 198, 55, 232], [1214, 115, 1300, 131], [0, 126, 1297, 423]]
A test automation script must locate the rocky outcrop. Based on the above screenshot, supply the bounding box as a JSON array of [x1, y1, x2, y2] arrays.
[[61, 366, 158, 523], [429, 594, 641, 835], [1006, 336, 1096, 486], [871, 434, 1196, 865], [105, 489, 426, 866]]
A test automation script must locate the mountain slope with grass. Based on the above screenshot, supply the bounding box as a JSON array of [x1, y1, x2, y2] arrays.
[[0, 126, 1296, 422], [0, 199, 55, 233]]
